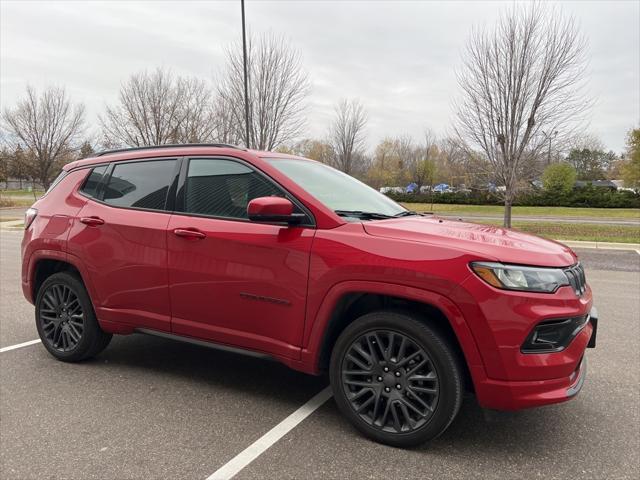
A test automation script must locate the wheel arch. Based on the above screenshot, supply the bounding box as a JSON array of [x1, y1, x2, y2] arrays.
[[33, 258, 82, 300], [302, 281, 485, 388], [29, 251, 97, 305]]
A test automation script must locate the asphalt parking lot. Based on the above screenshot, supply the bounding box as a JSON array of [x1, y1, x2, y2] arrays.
[[1, 228, 639, 479]]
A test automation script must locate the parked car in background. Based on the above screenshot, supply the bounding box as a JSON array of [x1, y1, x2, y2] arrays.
[[433, 183, 453, 193], [21, 144, 597, 447]]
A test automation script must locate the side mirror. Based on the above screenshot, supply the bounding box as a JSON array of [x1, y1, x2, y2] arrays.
[[247, 197, 304, 225]]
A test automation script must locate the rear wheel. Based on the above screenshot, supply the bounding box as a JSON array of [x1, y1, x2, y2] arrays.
[[35, 271, 112, 362], [330, 310, 463, 447]]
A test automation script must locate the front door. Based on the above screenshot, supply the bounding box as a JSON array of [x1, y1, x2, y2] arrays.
[[166, 157, 315, 359]]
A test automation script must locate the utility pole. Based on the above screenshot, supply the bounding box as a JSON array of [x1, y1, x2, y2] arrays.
[[543, 130, 558, 165], [241, 0, 250, 149]]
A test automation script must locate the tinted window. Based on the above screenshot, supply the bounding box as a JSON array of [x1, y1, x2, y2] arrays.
[[184, 159, 283, 219], [103, 159, 177, 210], [80, 165, 108, 198]]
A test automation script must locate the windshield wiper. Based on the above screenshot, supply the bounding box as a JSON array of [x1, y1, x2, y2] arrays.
[[334, 210, 394, 220], [393, 210, 420, 217]]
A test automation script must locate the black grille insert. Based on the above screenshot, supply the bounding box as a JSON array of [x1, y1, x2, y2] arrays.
[[564, 263, 586, 296]]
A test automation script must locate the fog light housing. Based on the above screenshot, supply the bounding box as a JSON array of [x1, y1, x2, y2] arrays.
[[521, 315, 589, 353]]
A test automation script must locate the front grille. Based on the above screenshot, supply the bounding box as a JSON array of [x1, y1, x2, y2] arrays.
[[564, 263, 586, 296]]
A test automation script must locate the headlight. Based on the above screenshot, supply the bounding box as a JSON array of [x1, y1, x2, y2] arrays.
[[470, 262, 569, 293]]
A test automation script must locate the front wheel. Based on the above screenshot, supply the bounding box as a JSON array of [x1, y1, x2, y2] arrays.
[[35, 271, 112, 362], [330, 310, 463, 448]]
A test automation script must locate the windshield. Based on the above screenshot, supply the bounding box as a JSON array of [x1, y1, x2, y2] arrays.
[[265, 158, 406, 217]]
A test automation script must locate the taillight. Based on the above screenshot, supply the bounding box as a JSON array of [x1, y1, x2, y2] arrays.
[[24, 208, 38, 229]]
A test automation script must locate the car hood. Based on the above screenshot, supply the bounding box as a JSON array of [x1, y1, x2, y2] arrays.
[[362, 216, 577, 267]]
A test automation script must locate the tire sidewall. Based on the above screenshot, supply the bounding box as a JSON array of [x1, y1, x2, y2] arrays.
[[330, 310, 463, 448]]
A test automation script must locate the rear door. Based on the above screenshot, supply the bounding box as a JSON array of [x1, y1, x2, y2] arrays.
[[68, 158, 180, 332], [166, 157, 315, 359]]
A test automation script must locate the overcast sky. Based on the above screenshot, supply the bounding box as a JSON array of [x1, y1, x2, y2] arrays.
[[1, 0, 638, 153]]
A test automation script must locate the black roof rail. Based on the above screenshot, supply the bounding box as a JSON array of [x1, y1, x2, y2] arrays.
[[95, 143, 246, 157]]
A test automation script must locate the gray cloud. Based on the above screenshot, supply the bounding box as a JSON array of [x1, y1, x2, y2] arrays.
[[1, 0, 638, 152]]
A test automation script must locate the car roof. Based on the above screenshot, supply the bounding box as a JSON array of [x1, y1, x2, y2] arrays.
[[63, 144, 308, 171]]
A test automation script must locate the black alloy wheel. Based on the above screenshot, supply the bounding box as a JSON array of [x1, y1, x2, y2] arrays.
[[341, 330, 439, 433], [330, 310, 463, 448], [39, 283, 85, 352], [35, 271, 112, 362]]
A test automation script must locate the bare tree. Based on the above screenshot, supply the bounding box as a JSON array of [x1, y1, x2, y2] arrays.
[[2, 86, 85, 189], [329, 99, 367, 174], [100, 68, 219, 147], [454, 3, 590, 226], [217, 33, 310, 150]]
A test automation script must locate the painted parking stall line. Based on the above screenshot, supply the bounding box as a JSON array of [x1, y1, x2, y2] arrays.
[[0, 339, 41, 353], [207, 386, 333, 480]]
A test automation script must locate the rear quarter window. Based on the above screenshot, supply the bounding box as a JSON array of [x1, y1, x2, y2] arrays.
[[102, 159, 177, 210], [79, 165, 108, 199]]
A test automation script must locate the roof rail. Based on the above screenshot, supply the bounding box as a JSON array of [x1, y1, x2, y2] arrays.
[[95, 143, 246, 157]]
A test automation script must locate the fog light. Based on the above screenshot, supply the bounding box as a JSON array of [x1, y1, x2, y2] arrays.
[[521, 315, 589, 353]]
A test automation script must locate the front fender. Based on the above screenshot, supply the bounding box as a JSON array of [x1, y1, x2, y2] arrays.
[[300, 280, 485, 376]]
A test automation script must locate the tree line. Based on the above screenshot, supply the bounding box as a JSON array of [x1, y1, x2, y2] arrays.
[[1, 4, 638, 225]]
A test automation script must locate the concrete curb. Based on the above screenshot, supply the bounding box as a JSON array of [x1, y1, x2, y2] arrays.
[[556, 240, 640, 251]]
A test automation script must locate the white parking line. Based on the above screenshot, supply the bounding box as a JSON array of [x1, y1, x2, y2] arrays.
[[636, 250, 640, 256], [207, 386, 333, 480], [0, 339, 41, 353]]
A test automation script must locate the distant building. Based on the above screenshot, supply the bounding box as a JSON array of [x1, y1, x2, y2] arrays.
[[574, 180, 618, 190]]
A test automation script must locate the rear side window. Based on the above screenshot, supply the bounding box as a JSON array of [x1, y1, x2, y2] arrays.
[[184, 158, 284, 219], [103, 159, 177, 210], [80, 165, 108, 198]]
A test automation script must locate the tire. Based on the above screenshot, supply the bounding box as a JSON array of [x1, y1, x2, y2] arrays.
[[35, 271, 112, 362], [329, 310, 463, 448]]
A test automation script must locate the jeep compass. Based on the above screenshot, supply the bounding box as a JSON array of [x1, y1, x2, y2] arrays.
[[21, 144, 597, 447]]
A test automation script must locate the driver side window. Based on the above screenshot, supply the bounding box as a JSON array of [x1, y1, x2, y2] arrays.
[[184, 158, 284, 220]]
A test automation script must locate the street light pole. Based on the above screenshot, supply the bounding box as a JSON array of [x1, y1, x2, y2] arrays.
[[241, 0, 250, 148], [543, 130, 558, 165]]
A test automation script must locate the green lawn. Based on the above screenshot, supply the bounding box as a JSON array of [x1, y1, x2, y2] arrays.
[[475, 220, 640, 244], [402, 203, 639, 243], [0, 189, 43, 207], [403, 203, 640, 219]]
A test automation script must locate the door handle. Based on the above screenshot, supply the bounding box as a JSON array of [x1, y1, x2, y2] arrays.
[[173, 228, 206, 239], [80, 216, 105, 226]]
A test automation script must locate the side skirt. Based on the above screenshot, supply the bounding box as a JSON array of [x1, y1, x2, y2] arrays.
[[135, 328, 273, 360]]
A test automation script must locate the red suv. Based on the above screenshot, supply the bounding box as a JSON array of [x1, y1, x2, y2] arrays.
[[21, 144, 597, 447]]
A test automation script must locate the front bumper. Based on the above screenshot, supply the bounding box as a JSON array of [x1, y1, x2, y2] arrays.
[[474, 307, 597, 411]]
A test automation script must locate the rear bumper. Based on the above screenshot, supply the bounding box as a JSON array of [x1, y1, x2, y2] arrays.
[[474, 308, 597, 411]]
